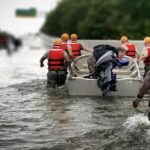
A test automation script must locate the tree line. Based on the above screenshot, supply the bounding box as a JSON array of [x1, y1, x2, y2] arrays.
[[41, 0, 150, 39]]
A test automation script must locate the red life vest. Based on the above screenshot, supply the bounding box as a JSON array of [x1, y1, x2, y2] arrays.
[[144, 46, 150, 65], [124, 42, 136, 58], [61, 42, 68, 52], [0, 35, 8, 46], [48, 48, 65, 70], [70, 42, 81, 58]]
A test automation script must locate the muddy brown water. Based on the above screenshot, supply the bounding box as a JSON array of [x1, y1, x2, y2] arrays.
[[0, 36, 150, 150]]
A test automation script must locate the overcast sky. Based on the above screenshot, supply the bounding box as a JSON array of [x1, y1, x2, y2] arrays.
[[0, 0, 60, 35]]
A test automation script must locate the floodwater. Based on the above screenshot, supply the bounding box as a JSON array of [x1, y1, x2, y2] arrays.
[[0, 35, 150, 150]]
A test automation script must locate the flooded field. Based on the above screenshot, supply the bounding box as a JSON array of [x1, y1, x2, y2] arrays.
[[0, 35, 150, 150]]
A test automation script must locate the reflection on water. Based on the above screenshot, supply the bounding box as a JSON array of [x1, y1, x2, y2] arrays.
[[0, 35, 150, 150]]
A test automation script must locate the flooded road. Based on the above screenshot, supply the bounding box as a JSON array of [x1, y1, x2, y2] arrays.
[[0, 35, 150, 150]]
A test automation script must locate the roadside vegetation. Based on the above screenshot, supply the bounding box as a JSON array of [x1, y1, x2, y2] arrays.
[[41, 0, 150, 39]]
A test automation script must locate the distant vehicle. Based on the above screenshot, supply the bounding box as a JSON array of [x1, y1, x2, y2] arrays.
[[0, 31, 22, 55], [15, 8, 37, 18]]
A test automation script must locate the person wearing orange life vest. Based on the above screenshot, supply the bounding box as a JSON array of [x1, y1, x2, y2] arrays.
[[60, 33, 73, 58], [60, 33, 74, 78], [132, 37, 150, 109], [138, 36, 150, 77], [69, 34, 91, 59], [68, 34, 92, 77], [40, 40, 70, 88], [120, 36, 139, 58]]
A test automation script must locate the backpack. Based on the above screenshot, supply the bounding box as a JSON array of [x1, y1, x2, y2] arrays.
[[93, 44, 118, 61]]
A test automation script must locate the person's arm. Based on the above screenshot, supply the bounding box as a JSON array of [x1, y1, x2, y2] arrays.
[[134, 46, 140, 59], [80, 43, 92, 53], [63, 51, 71, 64], [63, 51, 74, 77], [40, 52, 48, 67], [138, 47, 147, 61], [138, 56, 144, 61], [67, 44, 73, 58]]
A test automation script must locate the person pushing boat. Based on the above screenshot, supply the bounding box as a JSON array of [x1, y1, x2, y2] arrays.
[[40, 40, 71, 88]]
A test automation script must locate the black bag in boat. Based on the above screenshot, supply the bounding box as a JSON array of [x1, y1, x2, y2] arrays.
[[93, 44, 118, 61], [92, 45, 118, 94]]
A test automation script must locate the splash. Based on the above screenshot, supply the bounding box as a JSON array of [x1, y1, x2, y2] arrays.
[[123, 114, 150, 130]]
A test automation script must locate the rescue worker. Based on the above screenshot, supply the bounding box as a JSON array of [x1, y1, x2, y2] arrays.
[[69, 34, 91, 59], [132, 37, 150, 108], [60, 33, 72, 57], [118, 46, 126, 60], [138, 36, 150, 77], [69, 34, 92, 77], [40, 40, 70, 88], [132, 71, 150, 108], [60, 33, 73, 78], [118, 47, 129, 66], [120, 36, 139, 59]]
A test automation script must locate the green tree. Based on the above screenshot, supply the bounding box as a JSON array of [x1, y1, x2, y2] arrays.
[[41, 0, 91, 37], [41, 0, 150, 39]]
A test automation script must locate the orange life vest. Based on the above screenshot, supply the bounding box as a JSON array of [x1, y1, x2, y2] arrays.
[[144, 46, 150, 65], [61, 42, 68, 52], [124, 42, 136, 58], [48, 48, 65, 70], [70, 42, 81, 58]]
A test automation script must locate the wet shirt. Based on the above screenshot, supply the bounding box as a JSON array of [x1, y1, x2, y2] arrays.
[[141, 47, 148, 57]]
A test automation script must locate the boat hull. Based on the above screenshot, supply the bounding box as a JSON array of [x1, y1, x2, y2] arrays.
[[67, 77, 141, 97]]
